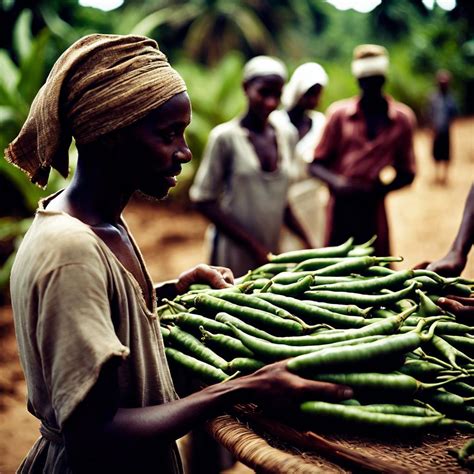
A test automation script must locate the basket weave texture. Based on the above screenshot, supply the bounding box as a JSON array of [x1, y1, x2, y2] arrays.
[[207, 410, 472, 473]]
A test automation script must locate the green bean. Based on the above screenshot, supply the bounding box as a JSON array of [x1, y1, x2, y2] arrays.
[[304, 282, 418, 308], [439, 418, 474, 432], [412, 269, 445, 283], [363, 266, 396, 277], [416, 289, 444, 317], [252, 262, 294, 275], [445, 380, 474, 398], [404, 276, 440, 292], [165, 347, 229, 383], [418, 389, 469, 411], [216, 312, 342, 346], [214, 312, 286, 341], [200, 327, 255, 359], [302, 301, 370, 317], [274, 272, 356, 285], [226, 323, 387, 362], [311, 372, 458, 396], [160, 312, 234, 336], [300, 256, 402, 274], [194, 294, 304, 335], [442, 282, 473, 297], [433, 322, 474, 335], [160, 326, 171, 340], [356, 404, 441, 417], [311, 270, 413, 294], [227, 357, 265, 374], [287, 320, 435, 373], [269, 238, 354, 263], [427, 335, 473, 370], [346, 246, 374, 257], [167, 325, 228, 370], [300, 401, 444, 430], [398, 359, 446, 379], [269, 275, 314, 296], [443, 335, 474, 357], [212, 291, 305, 325], [256, 293, 367, 328]]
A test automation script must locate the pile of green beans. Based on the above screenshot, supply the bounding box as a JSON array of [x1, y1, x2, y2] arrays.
[[159, 238, 474, 437]]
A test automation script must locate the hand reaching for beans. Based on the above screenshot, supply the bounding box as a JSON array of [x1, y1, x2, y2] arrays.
[[236, 359, 353, 412], [175, 264, 234, 294], [437, 295, 474, 322], [415, 250, 467, 278]]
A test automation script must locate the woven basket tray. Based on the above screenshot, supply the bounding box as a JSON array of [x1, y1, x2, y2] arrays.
[[207, 406, 472, 473]]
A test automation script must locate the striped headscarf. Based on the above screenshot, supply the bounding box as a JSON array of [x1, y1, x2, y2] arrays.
[[4, 34, 187, 187]]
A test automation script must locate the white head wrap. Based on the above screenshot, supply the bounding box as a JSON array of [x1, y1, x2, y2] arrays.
[[242, 55, 287, 82], [351, 44, 389, 79], [281, 62, 328, 110]]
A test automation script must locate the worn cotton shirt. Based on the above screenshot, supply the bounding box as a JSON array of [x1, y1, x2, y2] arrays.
[[10, 196, 182, 473], [313, 96, 416, 255], [189, 118, 295, 278]]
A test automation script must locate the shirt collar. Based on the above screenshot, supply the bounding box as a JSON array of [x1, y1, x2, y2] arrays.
[[348, 95, 397, 121]]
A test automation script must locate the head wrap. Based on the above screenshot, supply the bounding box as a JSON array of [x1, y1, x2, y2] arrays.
[[351, 44, 389, 79], [242, 55, 287, 83], [4, 34, 187, 187], [281, 62, 328, 111]]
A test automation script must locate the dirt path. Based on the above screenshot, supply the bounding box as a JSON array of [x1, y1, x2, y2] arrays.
[[0, 119, 473, 473]]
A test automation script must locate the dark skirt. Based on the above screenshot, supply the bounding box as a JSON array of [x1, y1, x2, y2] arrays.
[[433, 130, 451, 162]]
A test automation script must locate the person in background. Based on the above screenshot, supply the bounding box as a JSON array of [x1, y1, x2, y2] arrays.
[[309, 44, 416, 257], [427, 69, 458, 185], [190, 56, 312, 278], [4, 35, 352, 473], [271, 62, 329, 250]]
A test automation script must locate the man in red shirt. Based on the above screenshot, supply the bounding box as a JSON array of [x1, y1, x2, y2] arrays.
[[309, 44, 416, 256]]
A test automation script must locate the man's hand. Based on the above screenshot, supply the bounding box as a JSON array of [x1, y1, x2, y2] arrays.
[[175, 264, 234, 294], [437, 295, 474, 322], [414, 250, 467, 277], [237, 360, 353, 412]]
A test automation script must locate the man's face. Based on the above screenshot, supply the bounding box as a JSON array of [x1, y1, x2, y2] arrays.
[[298, 84, 323, 111], [120, 92, 192, 200], [244, 75, 284, 120]]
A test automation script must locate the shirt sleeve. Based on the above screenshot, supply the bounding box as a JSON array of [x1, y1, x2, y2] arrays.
[[189, 127, 231, 202], [35, 261, 130, 428], [313, 108, 340, 164]]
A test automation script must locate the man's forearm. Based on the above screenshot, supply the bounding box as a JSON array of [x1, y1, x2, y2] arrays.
[[450, 184, 474, 258], [194, 200, 269, 258]]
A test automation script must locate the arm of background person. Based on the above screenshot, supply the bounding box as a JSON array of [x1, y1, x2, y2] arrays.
[[194, 200, 270, 266], [426, 184, 474, 276], [63, 357, 352, 471], [283, 204, 312, 248]]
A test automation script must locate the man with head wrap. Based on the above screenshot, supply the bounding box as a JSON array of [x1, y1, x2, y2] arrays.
[[5, 35, 351, 473], [309, 44, 416, 257], [189, 55, 312, 278], [271, 62, 329, 250]]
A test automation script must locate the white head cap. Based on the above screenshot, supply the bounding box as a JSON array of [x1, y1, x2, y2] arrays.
[[243, 55, 287, 82], [281, 62, 328, 110], [351, 44, 389, 79]]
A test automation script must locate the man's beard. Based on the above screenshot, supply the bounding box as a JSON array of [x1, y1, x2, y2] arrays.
[[134, 189, 169, 203]]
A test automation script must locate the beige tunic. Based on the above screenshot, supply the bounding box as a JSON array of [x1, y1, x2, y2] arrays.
[[10, 197, 182, 473], [189, 117, 296, 278]]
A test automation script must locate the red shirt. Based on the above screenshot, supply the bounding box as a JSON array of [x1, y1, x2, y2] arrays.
[[314, 96, 416, 182]]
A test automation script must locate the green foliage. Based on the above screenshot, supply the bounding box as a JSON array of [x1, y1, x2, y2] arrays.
[[0, 10, 72, 214], [169, 52, 246, 200]]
